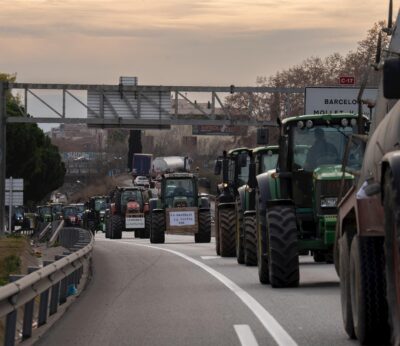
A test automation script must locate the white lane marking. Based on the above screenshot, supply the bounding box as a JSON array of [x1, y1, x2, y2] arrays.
[[118, 241, 297, 346], [201, 255, 220, 260], [234, 325, 259, 346]]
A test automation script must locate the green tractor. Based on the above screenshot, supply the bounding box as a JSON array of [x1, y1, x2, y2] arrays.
[[148, 173, 211, 244], [84, 196, 109, 233], [254, 114, 367, 287], [236, 146, 279, 266], [214, 148, 251, 257], [37, 205, 53, 223]]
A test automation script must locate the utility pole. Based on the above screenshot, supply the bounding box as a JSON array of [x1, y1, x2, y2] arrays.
[[0, 82, 7, 237]]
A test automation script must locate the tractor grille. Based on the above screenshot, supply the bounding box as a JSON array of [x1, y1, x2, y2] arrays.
[[315, 179, 353, 215]]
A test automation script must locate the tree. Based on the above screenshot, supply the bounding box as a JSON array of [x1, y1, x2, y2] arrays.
[[2, 74, 66, 204]]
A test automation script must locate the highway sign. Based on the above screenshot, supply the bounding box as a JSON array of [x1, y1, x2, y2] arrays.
[[5, 192, 23, 206], [339, 76, 355, 85], [305, 87, 378, 116], [5, 178, 23, 191]]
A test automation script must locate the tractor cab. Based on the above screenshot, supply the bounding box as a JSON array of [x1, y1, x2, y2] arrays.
[[162, 173, 197, 208]]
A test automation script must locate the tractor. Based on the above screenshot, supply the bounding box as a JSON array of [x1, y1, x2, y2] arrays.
[[254, 113, 367, 287], [214, 148, 251, 257], [236, 146, 279, 266], [106, 187, 150, 240], [84, 196, 109, 233], [148, 172, 211, 244], [336, 3, 400, 343], [36, 205, 53, 223]]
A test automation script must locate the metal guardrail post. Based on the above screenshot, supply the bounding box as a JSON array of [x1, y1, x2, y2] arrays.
[[22, 266, 39, 340], [38, 260, 53, 326], [4, 275, 24, 346], [56, 255, 68, 305]]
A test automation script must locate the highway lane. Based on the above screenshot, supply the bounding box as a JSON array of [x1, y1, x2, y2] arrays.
[[36, 233, 357, 346]]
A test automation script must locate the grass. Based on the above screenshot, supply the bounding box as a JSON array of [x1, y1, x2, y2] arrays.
[[0, 236, 27, 286]]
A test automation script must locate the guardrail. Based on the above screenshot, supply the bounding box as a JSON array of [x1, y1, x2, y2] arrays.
[[0, 227, 93, 346]]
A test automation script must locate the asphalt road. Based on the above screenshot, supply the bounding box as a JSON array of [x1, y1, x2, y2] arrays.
[[36, 233, 358, 346]]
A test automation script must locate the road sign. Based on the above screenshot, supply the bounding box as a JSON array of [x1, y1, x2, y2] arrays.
[[339, 76, 355, 85], [5, 192, 23, 206], [5, 178, 23, 191], [305, 87, 378, 116]]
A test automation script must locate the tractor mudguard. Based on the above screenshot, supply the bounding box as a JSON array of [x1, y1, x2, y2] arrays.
[[266, 199, 294, 208], [382, 151, 400, 205], [149, 198, 161, 211], [244, 210, 256, 217], [217, 202, 236, 210], [256, 171, 279, 210], [198, 196, 210, 210], [237, 186, 247, 211]]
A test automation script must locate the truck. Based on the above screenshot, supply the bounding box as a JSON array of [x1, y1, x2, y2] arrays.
[[336, 3, 400, 344], [132, 153, 152, 180], [151, 156, 191, 177]]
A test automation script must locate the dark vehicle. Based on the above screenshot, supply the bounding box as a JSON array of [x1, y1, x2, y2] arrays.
[[132, 154, 152, 183], [148, 173, 211, 244], [254, 113, 366, 288], [106, 187, 150, 239], [336, 4, 400, 344], [214, 148, 250, 257], [51, 203, 64, 221], [62, 205, 80, 226], [7, 205, 26, 230], [37, 205, 53, 223], [84, 196, 109, 233], [236, 146, 279, 266]]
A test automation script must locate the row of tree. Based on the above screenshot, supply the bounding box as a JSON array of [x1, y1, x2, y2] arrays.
[[1, 73, 66, 206]]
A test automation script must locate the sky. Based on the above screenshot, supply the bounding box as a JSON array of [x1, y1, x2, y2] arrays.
[[0, 0, 397, 87]]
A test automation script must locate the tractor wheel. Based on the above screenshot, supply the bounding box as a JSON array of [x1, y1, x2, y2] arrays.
[[195, 210, 211, 243], [339, 231, 355, 339], [111, 215, 123, 239], [244, 215, 257, 266], [267, 205, 299, 288], [114, 190, 122, 214], [105, 218, 111, 239], [236, 200, 245, 264], [384, 170, 400, 346], [219, 208, 236, 257], [349, 235, 390, 344], [150, 213, 165, 244], [144, 215, 151, 239], [257, 203, 269, 284], [215, 207, 221, 255]]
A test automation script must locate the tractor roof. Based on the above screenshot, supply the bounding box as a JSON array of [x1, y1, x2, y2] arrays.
[[164, 172, 194, 179], [116, 186, 144, 191], [227, 147, 251, 156], [252, 145, 279, 155], [282, 113, 365, 125]]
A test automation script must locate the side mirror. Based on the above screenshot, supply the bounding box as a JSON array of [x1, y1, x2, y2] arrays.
[[214, 159, 222, 175], [384, 58, 400, 99], [248, 162, 257, 188]]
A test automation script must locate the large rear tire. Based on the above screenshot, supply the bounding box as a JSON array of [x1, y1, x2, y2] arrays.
[[339, 231, 355, 339], [105, 218, 111, 238], [215, 206, 221, 255], [150, 213, 165, 244], [267, 205, 299, 288], [219, 208, 236, 257], [110, 215, 123, 239], [195, 210, 211, 243], [236, 200, 245, 264], [384, 170, 400, 346], [244, 215, 257, 266], [144, 215, 151, 239], [349, 235, 390, 344]]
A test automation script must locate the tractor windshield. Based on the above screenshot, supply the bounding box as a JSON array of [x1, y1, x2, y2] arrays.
[[121, 190, 143, 205], [260, 151, 278, 172], [164, 178, 195, 208], [63, 207, 76, 217], [291, 125, 355, 172], [39, 206, 51, 215], [94, 199, 107, 211]]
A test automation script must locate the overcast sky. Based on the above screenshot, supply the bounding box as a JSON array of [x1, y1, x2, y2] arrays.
[[0, 0, 396, 87]]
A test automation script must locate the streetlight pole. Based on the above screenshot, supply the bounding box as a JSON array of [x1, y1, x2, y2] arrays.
[[0, 82, 8, 237]]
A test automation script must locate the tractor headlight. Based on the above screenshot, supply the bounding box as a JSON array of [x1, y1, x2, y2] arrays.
[[320, 197, 337, 208], [223, 183, 228, 188]]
